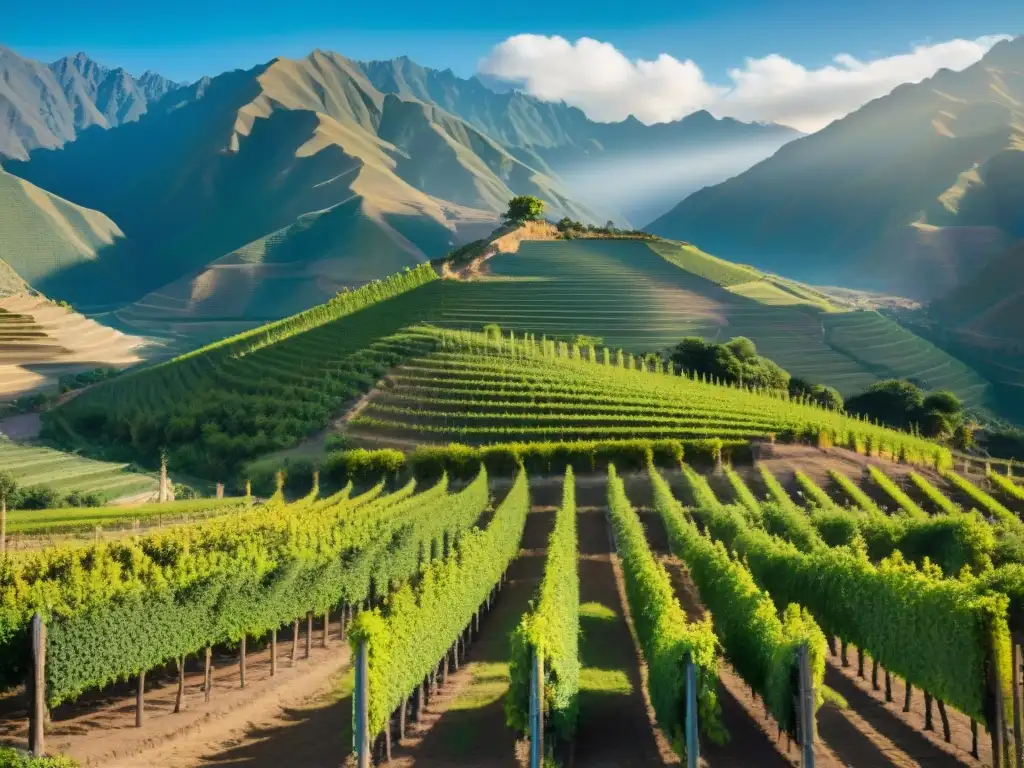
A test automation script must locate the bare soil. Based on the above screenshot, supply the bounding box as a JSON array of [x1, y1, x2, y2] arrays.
[[0, 621, 352, 767], [387, 506, 556, 767]]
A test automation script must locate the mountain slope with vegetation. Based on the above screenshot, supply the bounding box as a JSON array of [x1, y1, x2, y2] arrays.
[[5, 50, 596, 324], [648, 36, 1024, 301], [0, 167, 125, 291]]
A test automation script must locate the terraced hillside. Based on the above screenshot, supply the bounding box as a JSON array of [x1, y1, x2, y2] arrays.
[[0, 295, 148, 400], [0, 435, 158, 501], [347, 326, 949, 467], [428, 239, 987, 403]]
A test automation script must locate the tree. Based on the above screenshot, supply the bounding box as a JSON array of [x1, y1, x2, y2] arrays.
[[0, 471, 15, 555], [725, 336, 758, 363], [503, 196, 545, 224], [788, 377, 816, 398], [845, 380, 924, 430], [922, 391, 961, 416], [811, 385, 844, 412]]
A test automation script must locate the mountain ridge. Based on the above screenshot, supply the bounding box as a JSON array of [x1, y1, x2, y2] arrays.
[[0, 47, 183, 160], [647, 35, 1024, 300]]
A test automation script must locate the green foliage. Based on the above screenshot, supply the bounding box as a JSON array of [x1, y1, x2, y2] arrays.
[[0, 471, 491, 706], [907, 472, 959, 514], [722, 465, 762, 522], [322, 448, 406, 487], [828, 469, 883, 515], [504, 196, 545, 224], [845, 381, 964, 439], [350, 468, 529, 737], [759, 502, 825, 554], [944, 471, 1017, 525], [989, 470, 1024, 503], [669, 336, 790, 391], [650, 466, 826, 738], [867, 466, 927, 518], [50, 264, 440, 478], [694, 502, 1011, 725], [507, 468, 579, 741], [757, 466, 801, 514], [0, 748, 77, 767], [793, 471, 838, 511], [6, 496, 249, 535], [606, 465, 722, 756]]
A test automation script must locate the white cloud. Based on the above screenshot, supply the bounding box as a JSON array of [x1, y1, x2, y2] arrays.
[[479, 34, 1011, 132]]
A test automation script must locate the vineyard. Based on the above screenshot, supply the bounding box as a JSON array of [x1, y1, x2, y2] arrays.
[[348, 326, 951, 467], [0, 436, 158, 502], [2, 444, 1024, 766], [4, 248, 1022, 767]]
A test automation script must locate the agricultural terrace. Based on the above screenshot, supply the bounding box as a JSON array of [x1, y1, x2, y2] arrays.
[[0, 436, 158, 501], [48, 250, 991, 482], [48, 265, 444, 478], [349, 326, 950, 467], [4, 447, 1024, 767], [427, 239, 988, 406], [5, 495, 252, 544]]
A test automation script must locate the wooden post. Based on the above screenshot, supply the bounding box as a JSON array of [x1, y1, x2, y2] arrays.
[[271, 629, 278, 676], [159, 453, 169, 503], [216, 483, 224, 499], [840, 642, 848, 667], [937, 700, 951, 742], [291, 618, 299, 663], [306, 612, 313, 658], [205, 647, 213, 703], [384, 713, 392, 761], [924, 692, 934, 730], [971, 720, 979, 759], [136, 671, 146, 727], [323, 610, 330, 648], [685, 652, 699, 768], [441, 652, 449, 687], [174, 656, 186, 713], [354, 641, 370, 768], [798, 644, 815, 768], [990, 632, 1009, 767], [870, 658, 878, 689], [529, 649, 543, 768], [29, 613, 46, 756], [1013, 642, 1022, 768], [240, 636, 247, 689], [884, 670, 892, 703], [398, 696, 407, 742], [903, 682, 913, 713]]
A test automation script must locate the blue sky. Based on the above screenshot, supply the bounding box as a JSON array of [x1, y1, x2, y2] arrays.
[[5, 0, 1021, 83]]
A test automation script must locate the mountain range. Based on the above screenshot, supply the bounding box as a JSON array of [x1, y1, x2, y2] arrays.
[[0, 45, 797, 332], [649, 36, 1024, 310], [0, 47, 181, 160]]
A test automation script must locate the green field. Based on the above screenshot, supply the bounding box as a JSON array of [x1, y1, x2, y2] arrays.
[[6, 495, 250, 535], [349, 326, 949, 468], [0, 436, 159, 500], [822, 311, 989, 407], [425, 240, 983, 400]]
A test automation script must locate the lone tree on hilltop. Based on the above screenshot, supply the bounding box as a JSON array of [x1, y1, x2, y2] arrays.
[[503, 195, 545, 224]]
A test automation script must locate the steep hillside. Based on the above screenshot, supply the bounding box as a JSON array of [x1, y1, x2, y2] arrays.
[[0, 295, 147, 400], [0, 48, 181, 160], [358, 57, 801, 224], [7, 51, 595, 320], [648, 36, 1024, 300], [0, 167, 125, 288]]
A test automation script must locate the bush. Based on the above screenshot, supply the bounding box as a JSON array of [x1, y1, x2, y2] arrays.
[[323, 448, 406, 486], [670, 336, 790, 390], [0, 748, 78, 767]]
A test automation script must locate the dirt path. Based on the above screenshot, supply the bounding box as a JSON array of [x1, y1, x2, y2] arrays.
[[575, 504, 675, 766], [0, 620, 352, 767], [636, 506, 835, 768], [388, 505, 557, 767], [636, 475, 983, 768]]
